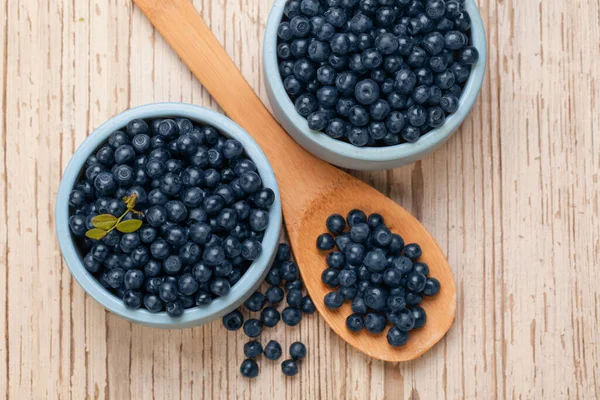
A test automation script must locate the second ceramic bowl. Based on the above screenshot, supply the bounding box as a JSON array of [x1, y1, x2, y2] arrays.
[[56, 103, 282, 328], [263, 0, 487, 171]]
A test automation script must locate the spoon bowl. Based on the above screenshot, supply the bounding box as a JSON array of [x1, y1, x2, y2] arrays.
[[293, 179, 455, 361], [134, 0, 456, 361]]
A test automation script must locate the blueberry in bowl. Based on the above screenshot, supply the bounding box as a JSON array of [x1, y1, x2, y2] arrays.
[[264, 0, 486, 170], [56, 103, 282, 328]]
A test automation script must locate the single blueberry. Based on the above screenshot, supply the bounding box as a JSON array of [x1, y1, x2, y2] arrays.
[[281, 359, 299, 377], [324, 291, 344, 309], [261, 306, 281, 327], [264, 340, 283, 360], [364, 313, 387, 333], [266, 285, 284, 304], [387, 326, 409, 346], [281, 307, 302, 326]]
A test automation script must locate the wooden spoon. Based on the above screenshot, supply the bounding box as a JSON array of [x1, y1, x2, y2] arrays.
[[134, 0, 456, 362]]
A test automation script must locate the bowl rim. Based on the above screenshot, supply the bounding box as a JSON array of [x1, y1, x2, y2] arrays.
[[56, 102, 282, 329], [263, 0, 487, 164]]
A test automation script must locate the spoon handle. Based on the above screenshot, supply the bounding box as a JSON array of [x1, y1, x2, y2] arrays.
[[133, 0, 342, 224]]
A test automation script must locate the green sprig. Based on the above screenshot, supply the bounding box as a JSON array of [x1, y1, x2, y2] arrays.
[[85, 193, 144, 240]]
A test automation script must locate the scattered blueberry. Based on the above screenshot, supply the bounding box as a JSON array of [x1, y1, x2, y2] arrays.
[[264, 340, 283, 360], [244, 341, 264, 358], [289, 342, 307, 360], [240, 359, 259, 378], [281, 359, 299, 376]]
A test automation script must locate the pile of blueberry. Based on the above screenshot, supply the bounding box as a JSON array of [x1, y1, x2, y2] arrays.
[[67, 117, 274, 317], [221, 243, 313, 378], [277, 0, 478, 146], [316, 210, 440, 346]]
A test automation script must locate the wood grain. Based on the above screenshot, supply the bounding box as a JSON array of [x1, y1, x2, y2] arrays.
[[1, 0, 599, 398], [132, 0, 455, 362]]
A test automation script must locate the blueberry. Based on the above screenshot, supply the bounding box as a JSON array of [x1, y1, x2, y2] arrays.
[[364, 313, 386, 334], [241, 238, 262, 260], [427, 106, 446, 128], [349, 13, 372, 34], [281, 359, 299, 377], [266, 285, 284, 304], [335, 234, 352, 252], [335, 72, 358, 96], [289, 342, 307, 360], [324, 252, 344, 270], [423, 277, 440, 296], [279, 260, 299, 281], [281, 307, 302, 326], [109, 131, 130, 148], [370, 272, 383, 285], [453, 11, 471, 31], [405, 291, 423, 306], [413, 262, 429, 276], [159, 172, 182, 196], [104, 253, 121, 270], [403, 243, 422, 260], [164, 300, 184, 317], [440, 94, 460, 113], [353, 79, 379, 106], [285, 279, 303, 291], [274, 244, 290, 263], [346, 313, 365, 332], [158, 281, 178, 303], [308, 40, 331, 62], [245, 291, 266, 312], [164, 226, 187, 248], [459, 46, 479, 65], [286, 289, 303, 308], [411, 306, 427, 328], [243, 318, 263, 338], [210, 277, 231, 297], [383, 268, 403, 288], [351, 296, 368, 314], [163, 255, 183, 275], [324, 7, 346, 27], [143, 295, 164, 313], [243, 341, 263, 359], [144, 260, 162, 277], [106, 268, 125, 289], [449, 61, 470, 83], [324, 291, 344, 309], [326, 214, 346, 234], [387, 326, 409, 346], [300, 296, 316, 314], [406, 271, 427, 292], [264, 340, 283, 360], [387, 294, 407, 312], [401, 126, 421, 143], [363, 286, 388, 311], [123, 290, 142, 310], [426, 0, 446, 20], [260, 306, 281, 328], [195, 292, 212, 306], [316, 233, 335, 250], [222, 310, 244, 331], [406, 105, 427, 127]]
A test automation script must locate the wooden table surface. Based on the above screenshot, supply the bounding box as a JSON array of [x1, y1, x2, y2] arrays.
[[1, 0, 599, 398]]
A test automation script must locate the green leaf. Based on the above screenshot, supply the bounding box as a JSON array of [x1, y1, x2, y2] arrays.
[[85, 228, 107, 240], [116, 219, 143, 233], [91, 214, 118, 230]]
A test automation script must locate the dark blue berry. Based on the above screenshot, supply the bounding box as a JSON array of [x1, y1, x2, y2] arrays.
[[261, 306, 281, 327], [281, 359, 298, 376], [264, 340, 282, 360], [266, 285, 284, 304], [411, 306, 427, 328], [423, 277, 440, 296], [324, 291, 344, 309], [387, 326, 409, 346], [300, 296, 316, 314], [144, 295, 164, 313], [210, 277, 231, 297], [244, 341, 263, 359], [222, 310, 244, 331], [123, 290, 142, 309], [346, 313, 364, 332], [282, 307, 302, 326], [245, 291, 266, 312], [364, 313, 387, 333], [243, 318, 263, 337]]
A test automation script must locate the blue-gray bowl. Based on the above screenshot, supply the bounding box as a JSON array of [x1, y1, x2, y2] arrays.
[[56, 103, 282, 329], [263, 0, 487, 171]]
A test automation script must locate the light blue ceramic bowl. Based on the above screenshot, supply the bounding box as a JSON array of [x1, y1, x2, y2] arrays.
[[56, 103, 282, 329], [264, 0, 487, 170]]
